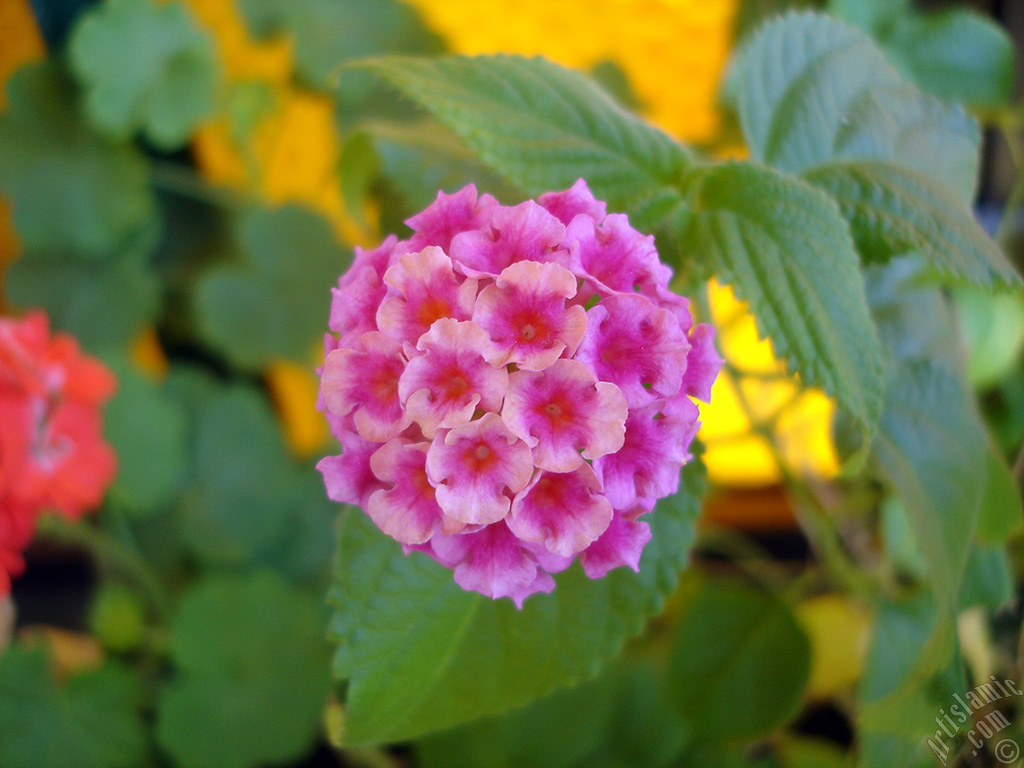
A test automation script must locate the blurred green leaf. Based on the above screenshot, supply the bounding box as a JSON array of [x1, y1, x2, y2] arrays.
[[155, 572, 331, 768], [826, 0, 910, 33], [330, 461, 705, 745], [804, 161, 1020, 290], [90, 582, 148, 653], [240, 0, 443, 88], [666, 574, 810, 743], [69, 0, 218, 150], [0, 61, 154, 258], [957, 543, 1012, 612], [881, 9, 1015, 110], [194, 205, 349, 369], [178, 385, 334, 581], [0, 644, 147, 768], [975, 436, 1024, 543], [683, 162, 885, 433], [955, 287, 1024, 385], [104, 363, 188, 516], [5, 219, 161, 349], [728, 11, 981, 204]]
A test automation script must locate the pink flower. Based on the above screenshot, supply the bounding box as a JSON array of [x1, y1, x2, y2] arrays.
[[0, 312, 117, 596], [318, 180, 720, 606]]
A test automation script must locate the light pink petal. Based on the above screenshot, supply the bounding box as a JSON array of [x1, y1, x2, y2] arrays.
[[317, 432, 386, 508], [575, 294, 690, 407], [398, 320, 508, 438], [502, 359, 627, 472], [594, 393, 700, 509], [366, 439, 449, 544], [430, 521, 544, 605], [377, 247, 479, 345], [321, 333, 409, 441], [472, 261, 588, 371], [538, 178, 607, 225], [509, 464, 614, 557], [565, 213, 662, 298], [426, 412, 534, 527], [449, 200, 570, 277], [681, 323, 722, 403], [579, 511, 652, 579], [406, 185, 498, 252]]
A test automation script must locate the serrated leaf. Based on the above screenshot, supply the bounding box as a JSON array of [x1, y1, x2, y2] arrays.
[[330, 461, 705, 745], [0, 645, 147, 768], [666, 575, 810, 743], [728, 11, 981, 203], [155, 572, 331, 768], [0, 62, 154, 258], [194, 205, 349, 370], [69, 0, 218, 150], [684, 161, 885, 431], [359, 55, 694, 234], [804, 160, 1021, 289], [874, 360, 984, 620], [881, 8, 1015, 110]]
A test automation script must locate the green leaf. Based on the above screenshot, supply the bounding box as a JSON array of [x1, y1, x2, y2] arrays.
[[69, 0, 218, 150], [416, 659, 687, 768], [0, 645, 147, 768], [728, 11, 981, 203], [179, 385, 334, 581], [827, 0, 911, 33], [881, 9, 1015, 110], [975, 437, 1024, 543], [195, 205, 349, 370], [358, 55, 693, 234], [0, 62, 154, 258], [958, 543, 1012, 612], [367, 118, 523, 214], [155, 572, 331, 768], [240, 0, 443, 88], [683, 161, 885, 431], [5, 220, 161, 349], [804, 161, 1020, 289], [856, 593, 946, 768], [330, 460, 706, 745], [104, 363, 188, 516], [666, 574, 810, 743], [874, 360, 985, 623]]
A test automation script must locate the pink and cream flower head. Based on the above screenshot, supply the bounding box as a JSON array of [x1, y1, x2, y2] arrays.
[[318, 180, 720, 606]]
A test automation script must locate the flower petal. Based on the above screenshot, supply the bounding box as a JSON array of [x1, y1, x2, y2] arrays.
[[449, 200, 569, 277], [579, 511, 652, 579], [367, 438, 449, 544], [321, 332, 409, 441]]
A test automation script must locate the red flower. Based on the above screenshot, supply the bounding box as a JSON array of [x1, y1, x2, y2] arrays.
[[0, 312, 117, 595]]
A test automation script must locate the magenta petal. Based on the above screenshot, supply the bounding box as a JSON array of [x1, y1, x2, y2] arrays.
[[472, 261, 588, 371], [538, 178, 607, 225], [502, 359, 627, 472], [317, 432, 386, 508], [509, 464, 614, 557], [367, 439, 449, 544], [426, 412, 534, 527], [565, 213, 662, 297], [406, 185, 498, 252], [329, 235, 402, 341], [594, 393, 700, 510], [398, 320, 508, 438], [682, 323, 723, 403], [430, 521, 543, 604], [321, 333, 409, 441], [576, 294, 690, 407], [579, 512, 652, 579], [449, 200, 569, 277], [377, 246, 479, 345]]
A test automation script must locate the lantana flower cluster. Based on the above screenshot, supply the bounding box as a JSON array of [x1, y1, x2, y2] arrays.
[[318, 180, 720, 606], [0, 312, 117, 595]]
